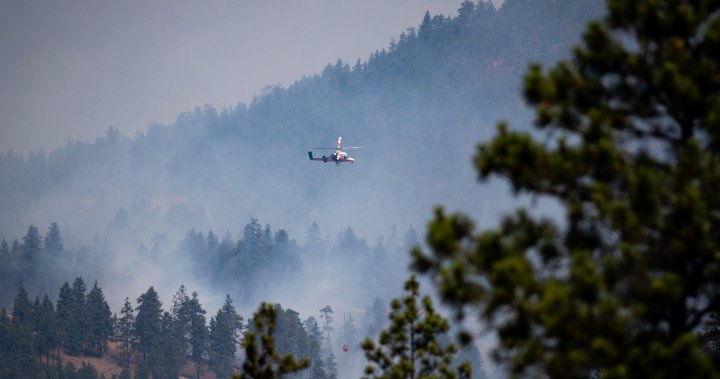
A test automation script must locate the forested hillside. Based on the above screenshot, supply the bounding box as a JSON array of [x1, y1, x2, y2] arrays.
[[0, 1, 606, 378], [0, 277, 487, 379], [0, 0, 604, 244]]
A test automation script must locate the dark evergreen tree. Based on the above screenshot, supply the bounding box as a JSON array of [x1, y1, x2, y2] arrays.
[[117, 297, 135, 369], [274, 305, 311, 361], [85, 281, 112, 356], [65, 277, 87, 355], [361, 276, 470, 379], [152, 311, 184, 379], [169, 285, 191, 371], [134, 287, 162, 365], [243, 218, 263, 254], [36, 294, 60, 365], [21, 225, 43, 261], [56, 282, 72, 354], [210, 294, 243, 379], [412, 1, 720, 377], [44, 222, 63, 256], [0, 308, 10, 378], [234, 302, 308, 379], [6, 284, 38, 377], [187, 291, 209, 379]]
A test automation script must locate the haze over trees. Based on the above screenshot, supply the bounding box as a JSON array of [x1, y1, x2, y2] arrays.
[[8, 0, 704, 378], [0, 0, 605, 251]]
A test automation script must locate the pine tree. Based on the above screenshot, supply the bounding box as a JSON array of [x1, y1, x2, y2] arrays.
[[361, 276, 470, 379], [0, 308, 10, 377], [235, 302, 308, 379], [56, 282, 72, 354], [64, 277, 87, 356], [412, 1, 720, 377], [118, 297, 135, 369], [210, 294, 243, 379], [273, 305, 311, 361], [85, 281, 112, 356], [36, 294, 60, 365], [21, 225, 43, 261], [7, 284, 38, 376], [187, 291, 209, 379], [153, 311, 184, 379], [319, 305, 334, 352], [44, 222, 63, 256], [169, 285, 191, 374], [134, 287, 163, 365]]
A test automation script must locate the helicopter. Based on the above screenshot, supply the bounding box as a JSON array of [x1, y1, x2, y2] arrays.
[[308, 137, 361, 165]]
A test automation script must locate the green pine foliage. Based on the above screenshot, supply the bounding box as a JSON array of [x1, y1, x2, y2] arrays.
[[210, 295, 243, 379], [86, 281, 112, 356], [117, 297, 135, 369], [413, 1, 720, 378], [361, 276, 471, 379], [133, 286, 163, 366], [235, 302, 309, 379]]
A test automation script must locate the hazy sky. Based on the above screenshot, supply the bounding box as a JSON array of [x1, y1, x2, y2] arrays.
[[0, 0, 504, 154]]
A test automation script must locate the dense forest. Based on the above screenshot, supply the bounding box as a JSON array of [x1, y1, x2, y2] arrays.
[[0, 277, 487, 379], [0, 1, 612, 378], [0, 0, 605, 243]]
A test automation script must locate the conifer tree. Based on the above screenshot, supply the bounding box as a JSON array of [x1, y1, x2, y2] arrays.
[[319, 305, 334, 352], [134, 287, 162, 365], [118, 297, 135, 369], [210, 294, 243, 379], [234, 302, 309, 379], [413, 1, 720, 377], [21, 225, 43, 261], [154, 311, 184, 379], [56, 281, 72, 353], [36, 294, 60, 365], [7, 284, 38, 376], [187, 291, 209, 379], [0, 308, 10, 377], [361, 276, 470, 379], [44, 222, 63, 255], [65, 277, 87, 355], [85, 281, 112, 356]]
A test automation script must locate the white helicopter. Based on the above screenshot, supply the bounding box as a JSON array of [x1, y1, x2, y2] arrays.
[[308, 137, 361, 165]]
